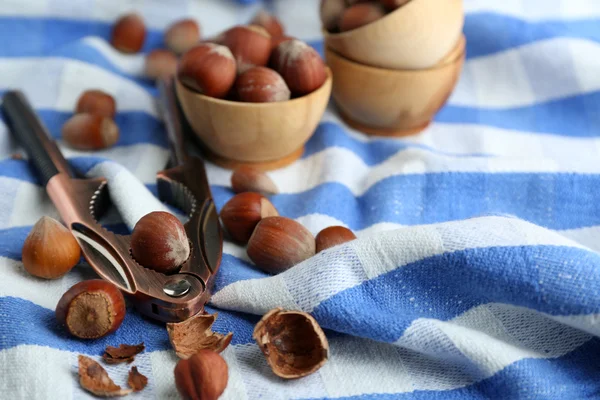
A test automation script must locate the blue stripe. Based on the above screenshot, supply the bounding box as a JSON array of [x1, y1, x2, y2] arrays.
[[0, 297, 255, 353], [464, 13, 600, 59], [0, 18, 164, 57], [212, 172, 600, 231], [302, 337, 600, 399], [312, 245, 600, 343], [437, 91, 600, 137]]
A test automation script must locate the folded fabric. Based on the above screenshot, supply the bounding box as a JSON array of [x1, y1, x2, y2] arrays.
[[2, 0, 600, 399]]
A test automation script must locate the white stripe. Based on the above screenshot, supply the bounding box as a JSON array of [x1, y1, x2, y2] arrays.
[[464, 0, 600, 21], [210, 216, 587, 314], [450, 37, 600, 107], [0, 58, 158, 117], [206, 145, 600, 197], [81, 37, 146, 76]]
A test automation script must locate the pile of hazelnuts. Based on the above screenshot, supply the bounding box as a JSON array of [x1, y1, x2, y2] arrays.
[[322, 0, 409, 33], [177, 19, 328, 102]]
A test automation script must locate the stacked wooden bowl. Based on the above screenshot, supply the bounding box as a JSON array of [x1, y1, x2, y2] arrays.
[[322, 0, 465, 136]]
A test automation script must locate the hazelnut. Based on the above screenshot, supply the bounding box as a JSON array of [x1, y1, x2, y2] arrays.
[[22, 216, 81, 279], [218, 25, 272, 73], [231, 166, 278, 195], [174, 350, 229, 400], [338, 3, 385, 32], [320, 0, 346, 32], [235, 66, 290, 103], [130, 211, 190, 273], [111, 13, 146, 53], [219, 192, 278, 244], [56, 279, 126, 339], [144, 49, 178, 80], [247, 216, 315, 274], [315, 226, 357, 253], [253, 308, 329, 379], [380, 0, 411, 10], [271, 39, 327, 96], [165, 18, 201, 55], [250, 10, 284, 38], [75, 90, 116, 118], [178, 43, 237, 98], [61, 113, 119, 150], [270, 35, 294, 51]]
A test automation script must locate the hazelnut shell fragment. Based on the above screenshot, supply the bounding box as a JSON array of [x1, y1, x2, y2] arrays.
[[127, 366, 148, 392], [78, 355, 132, 397], [102, 343, 145, 364], [167, 312, 233, 359], [253, 308, 329, 379]]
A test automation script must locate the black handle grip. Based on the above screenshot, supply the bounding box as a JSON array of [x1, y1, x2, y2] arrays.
[[2, 91, 72, 186]]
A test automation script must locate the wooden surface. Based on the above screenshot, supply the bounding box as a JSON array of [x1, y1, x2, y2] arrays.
[[176, 68, 332, 164], [323, 0, 464, 70], [325, 35, 465, 135]]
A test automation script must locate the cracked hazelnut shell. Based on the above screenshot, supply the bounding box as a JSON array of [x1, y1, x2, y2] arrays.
[[253, 308, 329, 379]]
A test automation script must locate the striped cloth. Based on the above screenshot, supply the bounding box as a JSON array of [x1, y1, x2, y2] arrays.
[[2, 0, 600, 399]]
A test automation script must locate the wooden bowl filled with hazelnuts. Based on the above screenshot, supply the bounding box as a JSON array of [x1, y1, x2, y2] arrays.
[[320, 0, 465, 137], [175, 21, 332, 171]]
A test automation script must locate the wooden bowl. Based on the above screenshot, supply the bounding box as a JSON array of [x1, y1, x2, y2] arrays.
[[323, 0, 464, 70], [325, 35, 465, 137], [175, 68, 332, 170]]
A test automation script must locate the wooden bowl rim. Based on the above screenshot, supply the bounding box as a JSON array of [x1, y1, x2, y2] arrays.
[[177, 67, 332, 108], [323, 0, 428, 39], [325, 36, 465, 74]]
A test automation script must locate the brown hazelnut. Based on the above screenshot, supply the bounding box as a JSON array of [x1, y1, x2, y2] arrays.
[[178, 43, 237, 98], [231, 166, 278, 195], [270, 35, 294, 51], [315, 226, 357, 253], [253, 308, 329, 379], [251, 10, 285, 38], [235, 66, 290, 103], [144, 49, 178, 80], [130, 211, 190, 273], [380, 0, 411, 10], [22, 216, 81, 279], [111, 13, 146, 53], [219, 192, 278, 244], [247, 216, 315, 274], [56, 280, 126, 339], [218, 25, 272, 73], [174, 350, 229, 400], [271, 39, 327, 96], [339, 3, 385, 32], [61, 113, 119, 150], [320, 0, 347, 32], [75, 90, 116, 118], [165, 18, 201, 55]]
